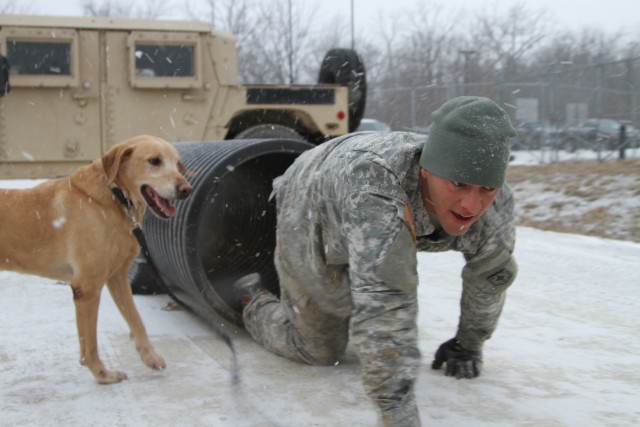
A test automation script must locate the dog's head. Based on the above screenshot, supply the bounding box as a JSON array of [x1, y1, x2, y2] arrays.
[[102, 135, 193, 220]]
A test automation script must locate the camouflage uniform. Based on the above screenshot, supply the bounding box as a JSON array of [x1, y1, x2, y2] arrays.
[[242, 131, 517, 426]]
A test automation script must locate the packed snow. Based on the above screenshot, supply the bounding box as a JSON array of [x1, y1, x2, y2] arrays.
[[1, 151, 639, 426]]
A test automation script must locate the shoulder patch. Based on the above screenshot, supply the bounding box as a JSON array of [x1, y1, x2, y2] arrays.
[[487, 268, 514, 287]]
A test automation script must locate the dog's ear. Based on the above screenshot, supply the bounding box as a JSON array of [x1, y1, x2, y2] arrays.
[[178, 160, 197, 178], [102, 145, 134, 184]]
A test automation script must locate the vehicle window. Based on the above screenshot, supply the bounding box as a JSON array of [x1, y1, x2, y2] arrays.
[[134, 44, 194, 77], [600, 120, 619, 132], [7, 40, 72, 76], [357, 119, 391, 132]]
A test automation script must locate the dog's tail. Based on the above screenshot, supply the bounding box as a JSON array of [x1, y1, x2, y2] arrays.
[[132, 225, 241, 385]]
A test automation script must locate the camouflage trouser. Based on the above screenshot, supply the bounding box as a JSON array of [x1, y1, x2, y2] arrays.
[[242, 249, 350, 366]]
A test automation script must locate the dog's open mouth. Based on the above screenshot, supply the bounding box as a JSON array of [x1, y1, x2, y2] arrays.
[[142, 185, 177, 219]]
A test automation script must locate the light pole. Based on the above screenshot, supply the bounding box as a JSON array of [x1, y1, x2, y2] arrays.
[[288, 0, 294, 84], [351, 0, 355, 49]]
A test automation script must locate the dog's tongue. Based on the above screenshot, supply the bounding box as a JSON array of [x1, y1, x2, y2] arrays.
[[156, 196, 177, 218], [146, 187, 177, 218]]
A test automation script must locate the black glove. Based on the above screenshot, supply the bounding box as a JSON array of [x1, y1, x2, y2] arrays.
[[431, 338, 482, 379]]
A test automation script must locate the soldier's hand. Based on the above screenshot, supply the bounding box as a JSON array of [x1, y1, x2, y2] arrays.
[[431, 338, 482, 379]]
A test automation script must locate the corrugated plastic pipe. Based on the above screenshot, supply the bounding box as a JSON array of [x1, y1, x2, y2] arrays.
[[140, 139, 312, 325]]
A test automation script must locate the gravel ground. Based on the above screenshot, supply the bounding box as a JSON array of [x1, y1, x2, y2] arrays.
[[507, 159, 640, 243]]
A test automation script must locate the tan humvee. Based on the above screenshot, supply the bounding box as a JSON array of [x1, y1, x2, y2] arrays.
[[0, 14, 361, 179]]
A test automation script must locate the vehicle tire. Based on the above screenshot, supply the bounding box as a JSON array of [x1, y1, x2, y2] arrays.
[[235, 124, 304, 140], [318, 48, 367, 132]]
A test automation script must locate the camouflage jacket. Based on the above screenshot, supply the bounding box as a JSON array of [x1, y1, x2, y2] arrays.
[[274, 131, 517, 425]]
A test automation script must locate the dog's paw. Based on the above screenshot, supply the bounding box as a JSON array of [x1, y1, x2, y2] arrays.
[[96, 369, 128, 384], [142, 350, 166, 371]]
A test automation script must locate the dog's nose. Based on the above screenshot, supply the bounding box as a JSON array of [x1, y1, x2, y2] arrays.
[[176, 182, 193, 199]]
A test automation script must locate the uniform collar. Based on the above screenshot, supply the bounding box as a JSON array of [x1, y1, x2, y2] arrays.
[[404, 158, 437, 237]]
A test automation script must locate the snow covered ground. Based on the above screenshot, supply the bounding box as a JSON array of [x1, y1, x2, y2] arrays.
[[509, 145, 640, 165], [1, 154, 639, 426], [508, 151, 640, 243], [1, 227, 638, 426]]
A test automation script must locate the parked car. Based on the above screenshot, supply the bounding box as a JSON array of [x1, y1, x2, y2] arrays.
[[404, 125, 431, 135], [560, 118, 623, 152], [357, 118, 391, 132], [513, 121, 560, 150]]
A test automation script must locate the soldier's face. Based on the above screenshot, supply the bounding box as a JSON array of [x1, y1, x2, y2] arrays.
[[420, 169, 499, 236]]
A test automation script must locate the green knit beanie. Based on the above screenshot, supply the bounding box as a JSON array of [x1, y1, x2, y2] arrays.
[[419, 96, 516, 188]]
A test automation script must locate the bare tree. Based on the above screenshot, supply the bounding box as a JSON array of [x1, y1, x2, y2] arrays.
[[82, 0, 173, 19], [0, 0, 34, 14], [82, 0, 132, 17], [399, 5, 458, 86], [185, 0, 257, 55], [527, 28, 626, 77], [138, 0, 173, 19], [185, 0, 273, 83], [469, 1, 550, 81], [248, 0, 319, 84], [184, 0, 316, 84], [361, 4, 464, 127]]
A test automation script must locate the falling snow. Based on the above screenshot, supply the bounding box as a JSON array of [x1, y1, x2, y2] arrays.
[[0, 152, 638, 426], [20, 151, 34, 161], [52, 217, 66, 228]]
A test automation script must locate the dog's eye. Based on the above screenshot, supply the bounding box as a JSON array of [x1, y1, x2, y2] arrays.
[[148, 157, 162, 167]]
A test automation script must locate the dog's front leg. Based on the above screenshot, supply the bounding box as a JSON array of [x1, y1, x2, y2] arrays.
[[106, 270, 166, 372], [71, 282, 128, 384]]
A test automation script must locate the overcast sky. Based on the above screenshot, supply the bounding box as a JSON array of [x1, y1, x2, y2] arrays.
[[22, 0, 640, 38]]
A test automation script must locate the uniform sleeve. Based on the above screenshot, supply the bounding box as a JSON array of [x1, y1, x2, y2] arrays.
[[456, 188, 518, 351], [343, 161, 421, 426]]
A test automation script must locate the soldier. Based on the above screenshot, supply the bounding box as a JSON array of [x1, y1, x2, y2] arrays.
[[236, 96, 518, 426]]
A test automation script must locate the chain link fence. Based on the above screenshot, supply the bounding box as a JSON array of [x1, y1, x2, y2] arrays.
[[366, 56, 640, 163]]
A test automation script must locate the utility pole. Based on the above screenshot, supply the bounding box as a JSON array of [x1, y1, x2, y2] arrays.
[[351, 0, 355, 49], [288, 0, 294, 84]]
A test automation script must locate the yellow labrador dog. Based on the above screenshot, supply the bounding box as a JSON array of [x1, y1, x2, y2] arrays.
[[0, 135, 192, 384]]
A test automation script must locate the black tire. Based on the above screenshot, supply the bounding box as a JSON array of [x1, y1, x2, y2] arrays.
[[318, 48, 367, 132], [235, 124, 304, 140]]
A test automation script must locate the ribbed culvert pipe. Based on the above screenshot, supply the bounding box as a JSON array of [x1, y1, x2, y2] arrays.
[[140, 138, 313, 325]]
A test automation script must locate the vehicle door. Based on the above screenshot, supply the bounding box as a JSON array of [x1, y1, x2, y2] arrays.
[[101, 30, 211, 150], [0, 26, 101, 170]]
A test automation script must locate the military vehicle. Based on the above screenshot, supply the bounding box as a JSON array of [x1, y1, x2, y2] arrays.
[[0, 14, 366, 179]]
